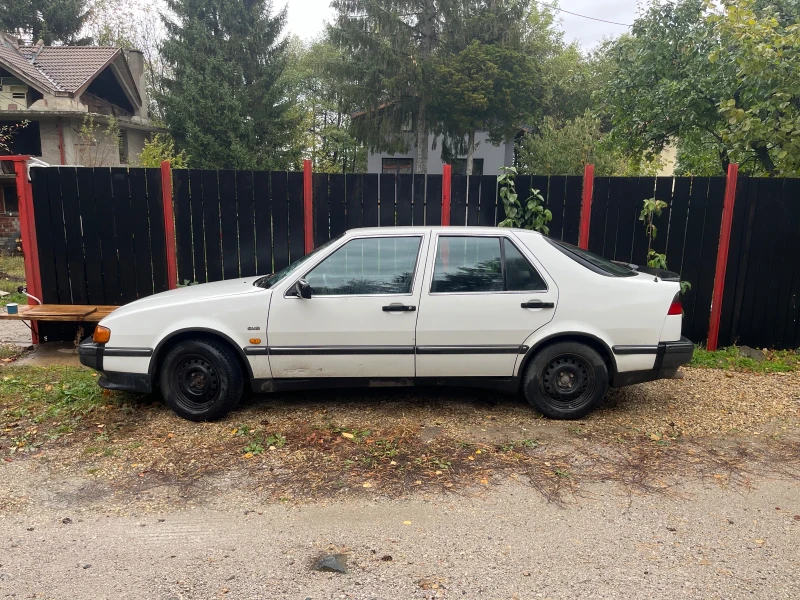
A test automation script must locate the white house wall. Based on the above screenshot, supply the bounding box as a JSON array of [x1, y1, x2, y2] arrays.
[[366, 131, 512, 175]]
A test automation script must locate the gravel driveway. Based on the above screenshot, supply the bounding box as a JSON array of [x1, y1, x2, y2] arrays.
[[1, 476, 799, 599]]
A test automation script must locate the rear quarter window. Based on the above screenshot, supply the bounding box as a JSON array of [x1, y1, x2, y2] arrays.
[[545, 238, 637, 278]]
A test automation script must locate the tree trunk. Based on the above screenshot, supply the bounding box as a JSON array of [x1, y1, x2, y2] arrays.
[[718, 147, 730, 176], [466, 130, 476, 176], [751, 143, 776, 176], [416, 100, 428, 175]]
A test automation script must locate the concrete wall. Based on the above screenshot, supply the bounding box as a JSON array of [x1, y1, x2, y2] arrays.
[[125, 128, 149, 165], [37, 119, 63, 165], [366, 131, 512, 175], [0, 214, 20, 252]]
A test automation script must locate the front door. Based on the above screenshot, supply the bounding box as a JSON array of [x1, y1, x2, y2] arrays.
[[267, 234, 427, 379], [415, 233, 558, 378]]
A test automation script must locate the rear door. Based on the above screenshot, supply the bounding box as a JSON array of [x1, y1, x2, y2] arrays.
[[415, 233, 558, 378], [267, 233, 428, 379]]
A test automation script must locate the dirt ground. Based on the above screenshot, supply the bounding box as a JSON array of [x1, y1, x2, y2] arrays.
[[1, 356, 799, 598]]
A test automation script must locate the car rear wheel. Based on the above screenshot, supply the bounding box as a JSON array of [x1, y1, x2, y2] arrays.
[[522, 341, 608, 419], [159, 339, 243, 421]]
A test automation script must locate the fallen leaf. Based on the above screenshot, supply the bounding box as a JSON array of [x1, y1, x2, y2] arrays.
[[755, 539, 764, 544], [389, 460, 397, 466], [467, 456, 475, 461], [166, 433, 174, 439], [403, 520, 412, 525], [243, 452, 254, 459], [480, 478, 489, 485], [475, 449, 482, 454], [341, 432, 355, 440], [362, 482, 372, 488]]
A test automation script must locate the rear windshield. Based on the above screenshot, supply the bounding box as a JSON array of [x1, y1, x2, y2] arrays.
[[545, 238, 637, 277]]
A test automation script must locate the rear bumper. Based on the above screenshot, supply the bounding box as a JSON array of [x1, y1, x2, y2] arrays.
[[78, 339, 153, 394], [611, 337, 693, 387]]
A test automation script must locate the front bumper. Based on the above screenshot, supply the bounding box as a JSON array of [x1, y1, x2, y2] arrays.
[[611, 337, 694, 387], [78, 339, 153, 394]]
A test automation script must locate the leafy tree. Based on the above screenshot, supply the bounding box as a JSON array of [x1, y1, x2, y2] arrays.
[[497, 166, 551, 233], [600, 0, 800, 176], [328, 0, 464, 174], [0, 0, 90, 44], [136, 133, 189, 168], [159, 0, 300, 170], [284, 37, 366, 173]]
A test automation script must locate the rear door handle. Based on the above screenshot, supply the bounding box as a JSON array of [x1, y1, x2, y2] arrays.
[[521, 300, 554, 309], [382, 304, 417, 312]]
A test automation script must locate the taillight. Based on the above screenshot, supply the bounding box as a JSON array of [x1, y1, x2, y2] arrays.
[[668, 293, 683, 316]]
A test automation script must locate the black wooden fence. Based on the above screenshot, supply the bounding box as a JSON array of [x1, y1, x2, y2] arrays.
[[25, 166, 800, 350], [29, 167, 169, 340]]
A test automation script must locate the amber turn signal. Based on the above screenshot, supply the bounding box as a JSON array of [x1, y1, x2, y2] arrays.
[[93, 325, 111, 344], [249, 338, 261, 344]]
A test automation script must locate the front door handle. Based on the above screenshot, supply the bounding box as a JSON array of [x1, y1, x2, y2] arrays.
[[382, 304, 417, 312], [521, 300, 554, 309]]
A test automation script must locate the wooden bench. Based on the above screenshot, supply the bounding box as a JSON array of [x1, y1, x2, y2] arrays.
[[0, 304, 119, 322]]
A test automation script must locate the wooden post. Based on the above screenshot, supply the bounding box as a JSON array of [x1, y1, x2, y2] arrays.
[[707, 163, 739, 351], [160, 160, 178, 290], [303, 159, 314, 253], [578, 164, 595, 249], [1, 156, 40, 342], [441, 163, 452, 226]]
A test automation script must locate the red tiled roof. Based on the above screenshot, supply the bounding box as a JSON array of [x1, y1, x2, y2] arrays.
[[0, 39, 121, 94]]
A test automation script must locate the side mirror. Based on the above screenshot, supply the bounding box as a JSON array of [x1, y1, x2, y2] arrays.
[[295, 279, 311, 299]]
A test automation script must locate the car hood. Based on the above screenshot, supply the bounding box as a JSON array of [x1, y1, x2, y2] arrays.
[[104, 277, 269, 319]]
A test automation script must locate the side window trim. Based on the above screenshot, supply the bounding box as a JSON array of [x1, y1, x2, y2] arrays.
[[428, 234, 548, 295], [291, 234, 425, 298]]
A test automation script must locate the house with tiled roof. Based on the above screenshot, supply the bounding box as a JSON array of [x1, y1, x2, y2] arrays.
[[0, 32, 164, 249], [0, 32, 163, 166]]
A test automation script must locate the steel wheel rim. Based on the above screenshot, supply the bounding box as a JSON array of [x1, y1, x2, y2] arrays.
[[539, 353, 595, 409], [173, 354, 220, 412]]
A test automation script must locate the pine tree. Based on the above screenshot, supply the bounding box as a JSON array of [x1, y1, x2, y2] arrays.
[[0, 0, 90, 44], [328, 0, 464, 174], [159, 0, 299, 170]]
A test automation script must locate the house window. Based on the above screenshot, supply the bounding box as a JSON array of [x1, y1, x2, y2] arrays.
[[382, 158, 413, 175], [450, 159, 484, 176], [0, 186, 19, 214]]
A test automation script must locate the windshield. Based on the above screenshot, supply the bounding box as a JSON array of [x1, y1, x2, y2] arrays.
[[545, 238, 637, 277], [254, 234, 343, 289]]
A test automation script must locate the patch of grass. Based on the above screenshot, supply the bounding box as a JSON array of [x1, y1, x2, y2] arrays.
[[691, 345, 800, 373], [0, 343, 28, 362]]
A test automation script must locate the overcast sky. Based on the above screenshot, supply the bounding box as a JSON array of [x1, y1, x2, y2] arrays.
[[284, 0, 641, 51]]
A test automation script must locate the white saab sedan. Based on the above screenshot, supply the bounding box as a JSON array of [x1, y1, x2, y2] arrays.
[[79, 227, 692, 421]]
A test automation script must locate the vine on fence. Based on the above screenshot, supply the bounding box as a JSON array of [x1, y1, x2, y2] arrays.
[[497, 166, 552, 234], [640, 198, 691, 294]]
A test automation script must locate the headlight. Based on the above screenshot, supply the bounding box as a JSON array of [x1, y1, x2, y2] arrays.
[[93, 325, 111, 344]]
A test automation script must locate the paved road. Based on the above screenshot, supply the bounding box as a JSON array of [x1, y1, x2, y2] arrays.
[[1, 477, 798, 599]]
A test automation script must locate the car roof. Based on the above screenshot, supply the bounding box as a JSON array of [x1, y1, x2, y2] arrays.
[[344, 226, 539, 236]]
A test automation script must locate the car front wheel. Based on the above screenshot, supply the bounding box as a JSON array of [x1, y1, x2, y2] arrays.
[[522, 341, 608, 419], [159, 339, 244, 421]]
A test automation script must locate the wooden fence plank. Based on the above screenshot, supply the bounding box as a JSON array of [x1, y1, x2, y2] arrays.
[[478, 175, 496, 227], [412, 175, 425, 226], [59, 168, 88, 304], [600, 178, 622, 259], [426, 175, 442, 225], [762, 179, 792, 347], [396, 174, 413, 226], [563, 175, 583, 245], [128, 169, 154, 298], [145, 168, 168, 293], [466, 175, 481, 226], [172, 169, 193, 283], [651, 177, 674, 258], [312, 172, 329, 247], [379, 173, 396, 227], [75, 168, 104, 303], [679, 177, 710, 338], [200, 170, 222, 282], [773, 179, 800, 347], [450, 175, 467, 226], [253, 171, 272, 275], [614, 177, 639, 263], [236, 171, 256, 277], [690, 177, 725, 342], [91, 169, 120, 304], [188, 169, 206, 283], [631, 177, 657, 264], [547, 176, 567, 241], [718, 177, 750, 346], [111, 168, 138, 302], [363, 174, 379, 226], [346, 174, 363, 229], [665, 178, 691, 276], [270, 172, 289, 271], [329, 174, 347, 238], [587, 177, 610, 255], [288, 171, 306, 261], [218, 170, 239, 279]]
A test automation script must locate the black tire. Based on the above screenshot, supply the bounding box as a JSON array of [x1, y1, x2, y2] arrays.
[[522, 341, 608, 420], [159, 339, 244, 421]]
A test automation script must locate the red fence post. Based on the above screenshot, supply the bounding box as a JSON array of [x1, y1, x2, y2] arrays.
[[441, 164, 452, 226], [707, 163, 739, 351], [303, 160, 314, 253], [578, 164, 595, 249], [3, 156, 41, 343], [160, 160, 178, 290]]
